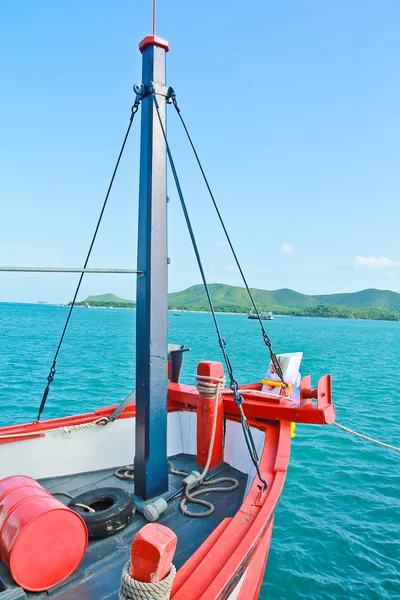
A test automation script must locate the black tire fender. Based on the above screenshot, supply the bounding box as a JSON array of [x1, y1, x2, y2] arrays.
[[68, 487, 135, 540]]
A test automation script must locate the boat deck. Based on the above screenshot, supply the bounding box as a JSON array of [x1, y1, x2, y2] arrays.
[[0, 454, 247, 599]]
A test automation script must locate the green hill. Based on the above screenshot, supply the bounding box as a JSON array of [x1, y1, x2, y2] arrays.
[[315, 288, 400, 312], [85, 293, 132, 303], [168, 284, 316, 312], [74, 293, 135, 308], [76, 285, 400, 321], [167, 284, 400, 317]]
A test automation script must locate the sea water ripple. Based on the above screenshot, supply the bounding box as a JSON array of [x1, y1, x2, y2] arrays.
[[0, 303, 399, 599]]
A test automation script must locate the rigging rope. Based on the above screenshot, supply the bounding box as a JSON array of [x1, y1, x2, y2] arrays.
[[0, 417, 108, 440], [152, 91, 268, 491], [170, 92, 286, 388], [36, 100, 142, 422], [334, 423, 400, 452]]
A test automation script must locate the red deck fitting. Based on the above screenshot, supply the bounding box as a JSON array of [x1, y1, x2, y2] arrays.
[[168, 367, 335, 426], [300, 374, 331, 408], [130, 523, 177, 583], [196, 361, 224, 469]]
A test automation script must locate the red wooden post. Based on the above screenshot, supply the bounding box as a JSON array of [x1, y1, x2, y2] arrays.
[[130, 523, 177, 583], [196, 361, 224, 469]]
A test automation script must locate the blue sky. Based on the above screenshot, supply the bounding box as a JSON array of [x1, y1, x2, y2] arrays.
[[1, 0, 399, 303]]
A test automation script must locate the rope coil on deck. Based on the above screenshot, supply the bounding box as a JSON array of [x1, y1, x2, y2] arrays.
[[119, 561, 176, 600], [180, 374, 239, 518], [334, 423, 400, 452]]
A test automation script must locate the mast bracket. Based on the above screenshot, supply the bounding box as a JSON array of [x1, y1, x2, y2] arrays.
[[134, 81, 171, 100], [133, 83, 146, 99], [166, 87, 176, 104]]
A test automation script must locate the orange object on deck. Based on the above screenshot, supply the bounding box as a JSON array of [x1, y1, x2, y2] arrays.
[[196, 361, 225, 469], [0, 476, 88, 592], [0, 475, 43, 502], [0, 487, 50, 535], [130, 523, 177, 583]]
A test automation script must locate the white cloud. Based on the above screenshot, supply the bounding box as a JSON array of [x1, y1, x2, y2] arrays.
[[209, 263, 234, 273], [353, 256, 399, 268], [223, 265, 234, 272], [280, 243, 294, 255]]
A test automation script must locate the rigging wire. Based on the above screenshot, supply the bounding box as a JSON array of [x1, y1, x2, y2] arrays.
[[170, 92, 287, 387], [152, 91, 268, 490], [35, 100, 142, 422]]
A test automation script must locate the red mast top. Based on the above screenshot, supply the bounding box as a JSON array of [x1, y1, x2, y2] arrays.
[[139, 0, 169, 53], [139, 36, 169, 53]]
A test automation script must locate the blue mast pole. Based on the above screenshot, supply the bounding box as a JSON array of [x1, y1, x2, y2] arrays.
[[134, 33, 170, 500]]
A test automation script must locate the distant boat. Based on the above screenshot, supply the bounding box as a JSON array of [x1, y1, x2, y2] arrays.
[[84, 303, 91, 309], [248, 310, 274, 320], [174, 313, 181, 316]]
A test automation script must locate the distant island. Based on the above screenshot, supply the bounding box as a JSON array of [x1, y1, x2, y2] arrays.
[[70, 286, 400, 322]]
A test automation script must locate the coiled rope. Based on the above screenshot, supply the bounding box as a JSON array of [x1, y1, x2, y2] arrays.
[[180, 374, 239, 518], [114, 461, 186, 482], [119, 561, 176, 600], [334, 423, 400, 452]]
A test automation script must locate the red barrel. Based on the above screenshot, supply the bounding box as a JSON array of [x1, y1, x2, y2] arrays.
[[0, 477, 88, 592], [0, 486, 50, 534], [0, 476, 43, 503]]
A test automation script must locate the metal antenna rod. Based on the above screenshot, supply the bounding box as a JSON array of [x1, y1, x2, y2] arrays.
[[0, 267, 143, 274], [153, 0, 156, 35]]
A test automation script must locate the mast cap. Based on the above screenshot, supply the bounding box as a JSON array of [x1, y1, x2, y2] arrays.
[[139, 35, 170, 53]]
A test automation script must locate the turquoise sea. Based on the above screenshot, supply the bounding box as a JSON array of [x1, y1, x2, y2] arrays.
[[0, 303, 399, 599]]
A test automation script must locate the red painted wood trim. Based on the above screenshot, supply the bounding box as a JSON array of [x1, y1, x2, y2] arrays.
[[0, 403, 137, 445], [0, 394, 291, 598], [172, 518, 232, 595], [239, 520, 274, 600], [171, 422, 291, 599], [0, 373, 334, 446], [168, 382, 335, 425]]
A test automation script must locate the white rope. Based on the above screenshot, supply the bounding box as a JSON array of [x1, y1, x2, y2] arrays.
[[52, 492, 96, 513], [334, 423, 400, 452], [119, 561, 176, 600], [221, 387, 265, 395], [0, 417, 108, 440], [0, 387, 274, 443], [180, 375, 239, 518], [222, 387, 298, 400], [193, 374, 226, 477], [200, 386, 400, 453]]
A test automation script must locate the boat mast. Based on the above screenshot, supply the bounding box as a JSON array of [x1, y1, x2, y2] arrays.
[[134, 24, 170, 499]]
